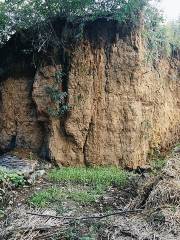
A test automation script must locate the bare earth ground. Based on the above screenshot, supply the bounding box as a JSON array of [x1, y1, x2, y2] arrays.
[[0, 151, 180, 240]]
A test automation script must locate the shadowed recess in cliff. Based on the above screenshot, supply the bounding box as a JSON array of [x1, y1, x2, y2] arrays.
[[0, 71, 47, 155]]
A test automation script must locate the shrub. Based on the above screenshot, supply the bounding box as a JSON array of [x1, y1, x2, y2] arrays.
[[0, 167, 25, 187]]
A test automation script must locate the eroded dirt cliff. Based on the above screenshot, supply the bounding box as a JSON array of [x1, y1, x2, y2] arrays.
[[0, 19, 179, 168]]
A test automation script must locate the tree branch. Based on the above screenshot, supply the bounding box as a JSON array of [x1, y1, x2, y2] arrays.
[[27, 209, 143, 221]]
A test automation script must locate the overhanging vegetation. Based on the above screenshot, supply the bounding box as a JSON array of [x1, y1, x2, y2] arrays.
[[0, 0, 179, 60]]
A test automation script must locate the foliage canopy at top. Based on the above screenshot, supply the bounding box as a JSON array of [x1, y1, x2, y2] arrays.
[[0, 0, 156, 42], [0, 0, 179, 59]]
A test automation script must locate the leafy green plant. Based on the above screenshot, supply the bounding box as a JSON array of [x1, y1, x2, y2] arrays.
[[29, 151, 34, 161], [45, 70, 70, 117], [0, 167, 25, 187], [165, 18, 180, 51], [0, 168, 26, 211], [142, 7, 180, 62]]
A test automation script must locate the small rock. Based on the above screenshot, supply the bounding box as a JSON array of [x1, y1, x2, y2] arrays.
[[0, 154, 38, 177], [27, 170, 46, 184], [141, 165, 152, 171], [174, 146, 180, 153]]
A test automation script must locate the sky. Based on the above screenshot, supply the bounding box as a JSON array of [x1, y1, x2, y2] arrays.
[[158, 0, 180, 20]]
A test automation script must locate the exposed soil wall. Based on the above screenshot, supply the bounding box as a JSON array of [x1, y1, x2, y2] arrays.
[[0, 19, 179, 168]]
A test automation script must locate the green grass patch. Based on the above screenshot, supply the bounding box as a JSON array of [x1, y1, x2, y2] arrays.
[[29, 186, 103, 207], [30, 167, 130, 208], [29, 187, 63, 208], [48, 166, 129, 188]]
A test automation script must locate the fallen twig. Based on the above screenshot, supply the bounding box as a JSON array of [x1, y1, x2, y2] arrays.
[[27, 209, 143, 221]]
